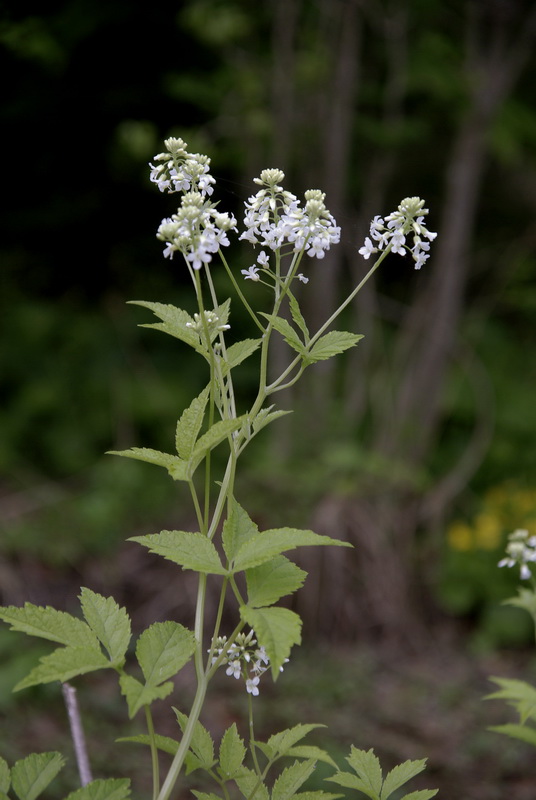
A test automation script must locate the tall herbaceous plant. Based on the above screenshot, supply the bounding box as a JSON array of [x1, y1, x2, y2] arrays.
[[0, 138, 439, 800]]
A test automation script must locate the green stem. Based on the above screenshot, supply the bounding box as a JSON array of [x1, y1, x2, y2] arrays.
[[247, 690, 262, 778], [145, 705, 160, 800], [219, 248, 264, 332]]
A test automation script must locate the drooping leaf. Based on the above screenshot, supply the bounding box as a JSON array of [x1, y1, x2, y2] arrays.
[[235, 767, 269, 800], [240, 606, 301, 678], [222, 501, 259, 563], [63, 778, 130, 800], [11, 752, 65, 800], [175, 386, 210, 461], [304, 331, 363, 364], [218, 723, 246, 778], [488, 723, 536, 746], [252, 407, 292, 437], [174, 710, 215, 769], [260, 314, 306, 355], [106, 448, 188, 482], [381, 759, 428, 798], [190, 417, 247, 472], [130, 531, 227, 575], [119, 674, 173, 719], [288, 291, 309, 342], [0, 604, 98, 648], [221, 338, 262, 376], [128, 301, 204, 353], [246, 556, 307, 608], [272, 760, 316, 800], [0, 757, 10, 795], [231, 527, 351, 573], [15, 647, 111, 691], [79, 589, 131, 665], [116, 734, 179, 755], [136, 622, 195, 686]]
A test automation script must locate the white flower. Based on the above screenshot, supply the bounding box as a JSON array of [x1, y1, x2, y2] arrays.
[[297, 273, 309, 283], [498, 529, 536, 580], [246, 676, 260, 696], [241, 266, 260, 281], [226, 660, 242, 679], [358, 237, 376, 260]]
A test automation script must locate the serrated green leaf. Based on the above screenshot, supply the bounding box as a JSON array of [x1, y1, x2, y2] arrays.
[[272, 760, 316, 800], [63, 778, 130, 800], [252, 408, 292, 436], [116, 734, 179, 755], [0, 604, 98, 648], [235, 767, 269, 800], [15, 647, 111, 691], [288, 291, 309, 342], [11, 752, 65, 800], [488, 723, 536, 746], [136, 621, 195, 685], [130, 531, 227, 575], [346, 748, 383, 799], [267, 725, 326, 759], [128, 301, 204, 353], [106, 448, 188, 481], [222, 501, 259, 564], [174, 709, 215, 769], [486, 676, 536, 723], [287, 746, 337, 769], [381, 760, 427, 799], [260, 314, 306, 355], [246, 556, 307, 608], [295, 793, 342, 800], [326, 772, 370, 794], [175, 387, 210, 460], [190, 417, 247, 472], [240, 606, 301, 678], [399, 791, 438, 800], [79, 589, 131, 665], [221, 338, 262, 376], [232, 527, 351, 573], [305, 331, 363, 364], [219, 723, 246, 778], [0, 757, 10, 795], [119, 674, 173, 718]]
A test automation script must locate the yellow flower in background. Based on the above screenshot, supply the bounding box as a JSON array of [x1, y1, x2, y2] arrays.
[[447, 521, 473, 551], [474, 512, 502, 550]]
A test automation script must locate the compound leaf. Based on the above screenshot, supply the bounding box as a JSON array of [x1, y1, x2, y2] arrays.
[[11, 752, 65, 800], [130, 531, 227, 575]]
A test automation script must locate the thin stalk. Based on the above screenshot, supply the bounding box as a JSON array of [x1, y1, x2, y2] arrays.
[[145, 705, 160, 800], [219, 248, 264, 332], [247, 690, 262, 778]]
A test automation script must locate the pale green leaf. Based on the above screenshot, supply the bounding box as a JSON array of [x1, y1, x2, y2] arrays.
[[221, 338, 262, 376], [15, 647, 111, 691], [400, 791, 438, 800], [63, 778, 130, 800], [232, 527, 351, 573], [175, 387, 210, 460], [79, 589, 131, 665], [252, 408, 292, 436], [116, 734, 179, 755], [11, 752, 65, 800], [381, 760, 427, 799], [287, 746, 337, 769], [304, 331, 363, 364], [130, 531, 227, 575], [128, 301, 204, 353], [136, 621, 195, 685], [219, 723, 246, 778], [235, 767, 269, 800], [0, 757, 10, 795], [267, 725, 325, 759], [487, 676, 536, 723], [0, 604, 98, 648], [260, 314, 305, 355], [246, 556, 307, 608], [106, 448, 188, 482], [190, 417, 247, 471], [240, 606, 301, 678], [174, 709, 215, 769], [295, 793, 342, 800], [326, 772, 370, 794], [222, 501, 259, 563], [288, 291, 309, 342], [346, 748, 383, 798], [119, 674, 173, 719], [488, 723, 536, 746], [272, 760, 316, 800]]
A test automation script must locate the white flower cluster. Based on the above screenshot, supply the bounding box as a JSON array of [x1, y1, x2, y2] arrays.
[[358, 197, 437, 269], [240, 169, 340, 263], [150, 139, 236, 268], [149, 137, 215, 196], [498, 529, 536, 580], [241, 250, 309, 284], [185, 310, 230, 336], [211, 630, 286, 696]]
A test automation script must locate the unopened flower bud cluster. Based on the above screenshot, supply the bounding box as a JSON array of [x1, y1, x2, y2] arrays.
[[498, 529, 536, 580], [185, 310, 230, 337], [210, 629, 286, 696], [359, 196, 437, 269]]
